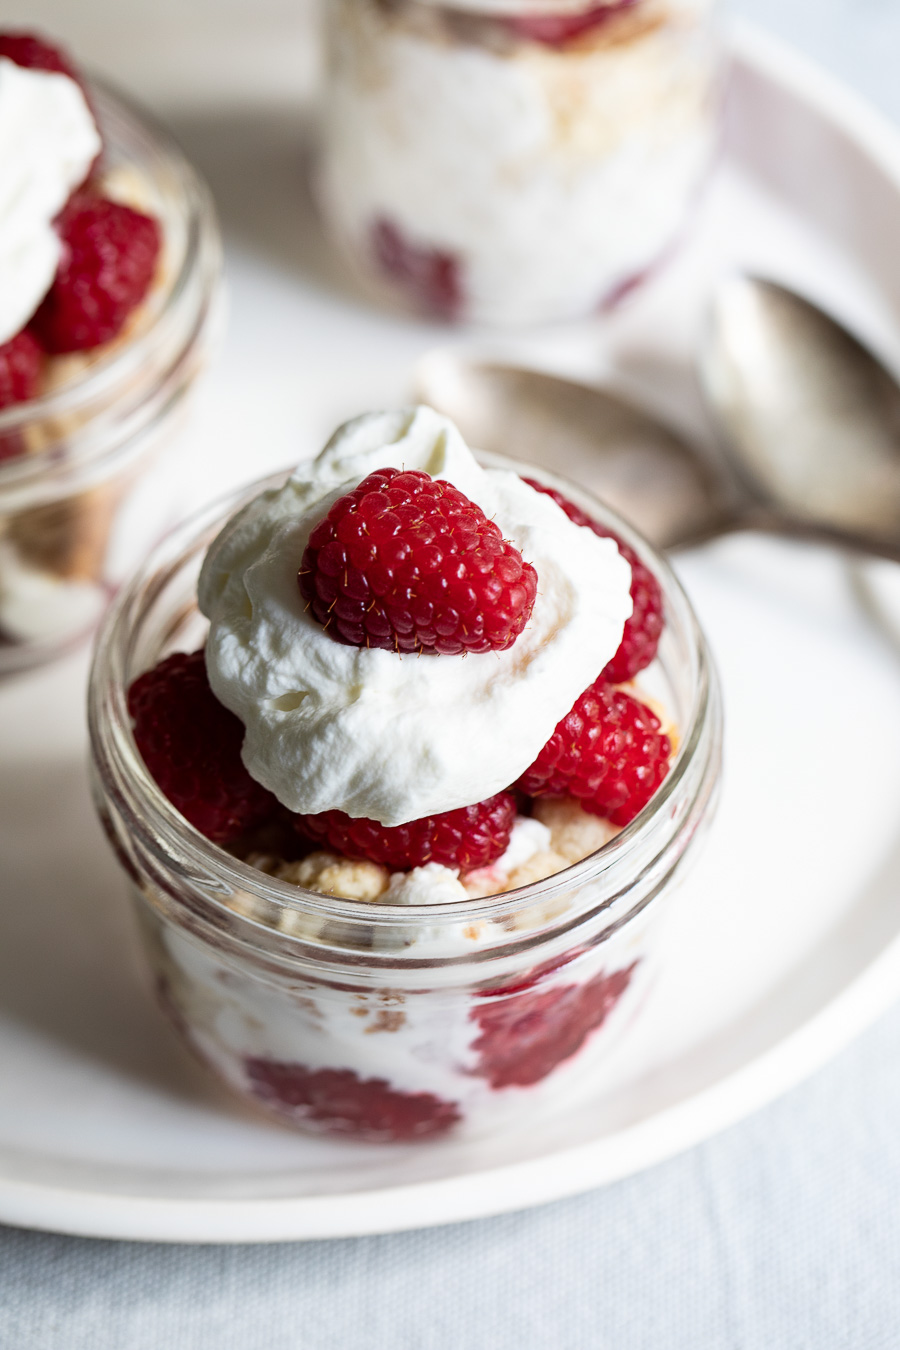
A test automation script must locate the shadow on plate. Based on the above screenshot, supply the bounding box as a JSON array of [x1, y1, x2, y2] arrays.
[[0, 756, 238, 1112]]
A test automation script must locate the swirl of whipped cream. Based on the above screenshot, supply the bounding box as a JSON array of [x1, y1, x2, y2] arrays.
[[200, 407, 633, 826], [0, 58, 101, 345]]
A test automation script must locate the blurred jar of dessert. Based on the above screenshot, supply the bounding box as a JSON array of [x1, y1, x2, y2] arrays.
[[0, 35, 221, 674], [317, 0, 722, 325]]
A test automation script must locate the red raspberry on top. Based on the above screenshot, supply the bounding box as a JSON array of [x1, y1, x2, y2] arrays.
[[299, 467, 537, 656], [517, 679, 671, 826], [31, 196, 161, 354], [0, 330, 43, 413], [295, 792, 517, 873], [523, 477, 663, 683], [128, 650, 278, 845]]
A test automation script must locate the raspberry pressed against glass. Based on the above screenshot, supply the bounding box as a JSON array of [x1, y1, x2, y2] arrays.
[[295, 792, 517, 873], [471, 962, 637, 1089], [31, 196, 161, 353], [128, 650, 278, 845], [523, 477, 663, 683], [245, 1058, 461, 1142], [506, 0, 638, 47], [517, 679, 671, 827], [371, 217, 462, 320], [0, 330, 43, 412], [299, 467, 537, 656]]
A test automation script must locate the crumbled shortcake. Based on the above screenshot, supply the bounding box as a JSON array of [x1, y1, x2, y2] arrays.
[[268, 851, 390, 904], [532, 797, 621, 865]]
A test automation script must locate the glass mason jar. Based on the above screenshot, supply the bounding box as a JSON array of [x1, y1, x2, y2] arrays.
[[89, 458, 721, 1143], [0, 82, 222, 675], [317, 0, 723, 325]]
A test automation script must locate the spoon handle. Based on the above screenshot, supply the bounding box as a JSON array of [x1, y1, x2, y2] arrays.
[[668, 509, 900, 566]]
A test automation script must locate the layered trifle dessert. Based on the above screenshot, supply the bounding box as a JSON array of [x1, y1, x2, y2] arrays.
[[90, 406, 721, 1141], [318, 0, 722, 323], [0, 32, 221, 670]]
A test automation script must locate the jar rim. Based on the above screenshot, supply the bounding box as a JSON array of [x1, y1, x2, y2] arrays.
[[0, 77, 221, 489], [89, 453, 721, 957]]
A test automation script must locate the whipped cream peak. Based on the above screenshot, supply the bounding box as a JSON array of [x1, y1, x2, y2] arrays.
[[198, 406, 480, 617], [0, 58, 101, 345], [309, 405, 485, 500], [200, 408, 633, 827]]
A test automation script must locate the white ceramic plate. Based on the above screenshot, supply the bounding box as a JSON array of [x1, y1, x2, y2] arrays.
[[3, 25, 900, 1243]]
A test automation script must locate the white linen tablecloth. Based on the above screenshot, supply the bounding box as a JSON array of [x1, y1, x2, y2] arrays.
[[4, 1008, 900, 1348]]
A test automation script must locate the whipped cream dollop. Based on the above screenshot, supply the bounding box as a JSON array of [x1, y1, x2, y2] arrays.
[[0, 58, 101, 345], [200, 407, 633, 826]]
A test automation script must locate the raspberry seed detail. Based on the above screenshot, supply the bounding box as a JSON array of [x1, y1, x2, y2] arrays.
[[299, 467, 537, 656], [31, 195, 161, 353], [128, 650, 278, 845], [517, 679, 671, 827], [295, 792, 517, 873], [523, 477, 663, 683]]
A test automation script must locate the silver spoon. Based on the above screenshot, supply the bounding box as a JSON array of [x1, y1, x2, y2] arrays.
[[701, 276, 900, 559], [416, 349, 733, 550], [416, 278, 900, 561]]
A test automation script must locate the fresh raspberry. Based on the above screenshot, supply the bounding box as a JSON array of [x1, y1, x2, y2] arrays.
[[245, 1058, 461, 1141], [372, 217, 462, 320], [299, 467, 537, 656], [0, 331, 43, 462], [0, 330, 43, 412], [0, 31, 80, 81], [517, 679, 671, 826], [295, 792, 517, 873], [506, 0, 637, 46], [31, 196, 161, 353], [523, 477, 663, 682], [472, 962, 636, 1088], [128, 650, 278, 845]]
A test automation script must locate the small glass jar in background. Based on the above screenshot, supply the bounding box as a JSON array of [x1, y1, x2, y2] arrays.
[[317, 0, 723, 325], [0, 82, 222, 675], [89, 460, 722, 1144]]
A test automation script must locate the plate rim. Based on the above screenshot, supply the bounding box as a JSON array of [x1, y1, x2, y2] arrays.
[[4, 927, 900, 1244], [5, 23, 900, 1244]]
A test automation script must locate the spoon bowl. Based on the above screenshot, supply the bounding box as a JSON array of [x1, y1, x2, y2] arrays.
[[700, 276, 900, 556], [418, 278, 900, 563], [416, 351, 734, 551]]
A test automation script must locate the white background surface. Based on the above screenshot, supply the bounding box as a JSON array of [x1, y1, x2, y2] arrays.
[[3, 1, 900, 1346], [8, 0, 900, 123]]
